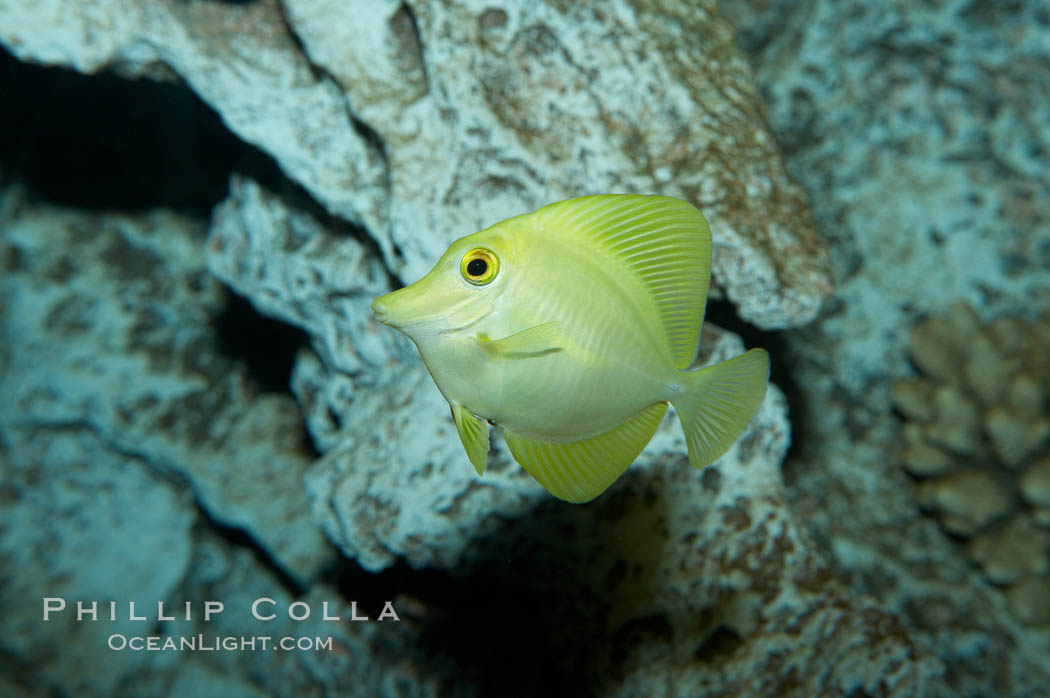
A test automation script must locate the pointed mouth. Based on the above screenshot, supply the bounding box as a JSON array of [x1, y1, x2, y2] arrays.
[[372, 282, 484, 335], [371, 296, 393, 326], [371, 287, 423, 332]]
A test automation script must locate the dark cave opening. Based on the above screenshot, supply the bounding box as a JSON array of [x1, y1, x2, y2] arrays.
[[211, 291, 311, 396], [704, 297, 807, 462], [1, 46, 255, 215], [0, 45, 311, 398], [317, 493, 622, 698], [323, 554, 584, 698]]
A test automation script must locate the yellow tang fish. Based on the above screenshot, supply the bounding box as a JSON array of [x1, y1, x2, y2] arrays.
[[371, 194, 769, 502]]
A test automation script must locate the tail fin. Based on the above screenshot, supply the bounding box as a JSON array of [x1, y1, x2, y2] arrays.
[[670, 348, 770, 469]]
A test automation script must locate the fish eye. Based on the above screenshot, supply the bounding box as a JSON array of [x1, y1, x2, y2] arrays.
[[460, 248, 499, 285]]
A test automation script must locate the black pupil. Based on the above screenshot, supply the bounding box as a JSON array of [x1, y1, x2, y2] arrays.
[[467, 258, 488, 277]]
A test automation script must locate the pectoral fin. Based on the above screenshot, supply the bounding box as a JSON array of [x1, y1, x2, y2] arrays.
[[503, 402, 668, 503], [478, 322, 563, 359], [451, 402, 489, 475]]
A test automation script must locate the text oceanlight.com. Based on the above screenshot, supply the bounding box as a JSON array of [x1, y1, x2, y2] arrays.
[[108, 634, 335, 652]]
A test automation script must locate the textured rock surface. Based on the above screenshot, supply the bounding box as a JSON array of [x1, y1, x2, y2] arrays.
[[0, 184, 467, 698], [126, 533, 460, 698], [442, 402, 942, 697], [205, 175, 401, 452], [721, 0, 1050, 391], [0, 0, 831, 329], [719, 0, 1050, 693], [0, 428, 194, 697], [0, 186, 329, 583]]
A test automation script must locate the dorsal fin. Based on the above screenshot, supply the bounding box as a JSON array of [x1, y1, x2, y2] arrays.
[[530, 194, 711, 369]]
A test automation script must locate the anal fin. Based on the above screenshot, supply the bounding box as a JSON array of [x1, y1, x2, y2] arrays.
[[451, 402, 490, 475], [503, 402, 668, 503]]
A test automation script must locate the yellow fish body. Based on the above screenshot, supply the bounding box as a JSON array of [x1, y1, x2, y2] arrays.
[[371, 195, 769, 502]]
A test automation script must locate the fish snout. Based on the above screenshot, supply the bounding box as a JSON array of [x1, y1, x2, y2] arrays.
[[371, 296, 392, 325], [372, 274, 460, 334]]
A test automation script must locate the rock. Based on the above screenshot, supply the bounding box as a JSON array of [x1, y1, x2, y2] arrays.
[[166, 662, 268, 698], [0, 0, 832, 330], [0, 428, 194, 697], [206, 176, 400, 387], [0, 186, 330, 584], [0, 675, 35, 698], [202, 141, 911, 692], [727, 0, 1050, 390], [12, 0, 1050, 692], [0, 0, 383, 228], [143, 537, 461, 698], [534, 448, 943, 697], [55, 526, 470, 698], [721, 0, 1050, 690]]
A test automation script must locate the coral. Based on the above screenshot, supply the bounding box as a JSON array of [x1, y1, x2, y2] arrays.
[[152, 533, 465, 698], [0, 0, 831, 329], [721, 0, 1050, 395], [0, 185, 331, 585], [0, 428, 194, 696], [893, 301, 1050, 626], [0, 185, 464, 697]]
